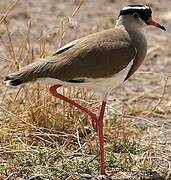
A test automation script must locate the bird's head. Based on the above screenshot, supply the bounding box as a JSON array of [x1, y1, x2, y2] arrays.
[[117, 5, 166, 31]]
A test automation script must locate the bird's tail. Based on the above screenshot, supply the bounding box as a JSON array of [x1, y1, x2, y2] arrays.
[[4, 60, 50, 86]]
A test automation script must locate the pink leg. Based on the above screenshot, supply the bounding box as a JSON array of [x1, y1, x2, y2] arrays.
[[98, 100, 107, 175], [49, 85, 98, 128]]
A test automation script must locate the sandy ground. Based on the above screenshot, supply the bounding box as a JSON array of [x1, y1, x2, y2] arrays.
[[0, 0, 171, 179]]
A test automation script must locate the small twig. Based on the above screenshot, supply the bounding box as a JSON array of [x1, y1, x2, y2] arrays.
[[71, 133, 96, 155], [1, 87, 8, 105], [76, 129, 84, 154], [0, 55, 12, 62], [0, 149, 39, 154], [18, 20, 33, 65], [149, 156, 171, 172], [33, 132, 77, 138], [39, 30, 47, 58], [133, 116, 160, 127], [35, 135, 53, 145], [0, 105, 36, 128], [164, 122, 171, 127], [146, 46, 161, 59], [0, 0, 20, 24], [13, 85, 24, 102], [107, 104, 124, 115], [4, 19, 19, 70], [71, 0, 85, 17], [81, 154, 99, 169], [144, 76, 168, 117], [5, 172, 14, 180]]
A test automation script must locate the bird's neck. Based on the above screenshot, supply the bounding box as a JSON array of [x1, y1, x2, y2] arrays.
[[115, 16, 147, 34], [115, 15, 147, 53], [115, 16, 148, 80]]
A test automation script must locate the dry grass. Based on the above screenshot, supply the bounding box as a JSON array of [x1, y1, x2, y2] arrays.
[[0, 1, 171, 179]]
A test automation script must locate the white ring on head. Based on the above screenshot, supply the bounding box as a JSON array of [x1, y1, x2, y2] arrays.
[[122, 5, 149, 11]]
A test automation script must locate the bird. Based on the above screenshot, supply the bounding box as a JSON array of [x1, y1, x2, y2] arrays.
[[4, 4, 166, 176]]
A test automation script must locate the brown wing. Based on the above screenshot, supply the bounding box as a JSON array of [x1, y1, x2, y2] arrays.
[[5, 28, 137, 86], [47, 28, 137, 81]]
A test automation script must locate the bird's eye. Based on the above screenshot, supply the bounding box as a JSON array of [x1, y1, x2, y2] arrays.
[[133, 12, 139, 18]]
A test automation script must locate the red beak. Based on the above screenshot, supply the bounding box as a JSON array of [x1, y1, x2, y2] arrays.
[[146, 18, 166, 31]]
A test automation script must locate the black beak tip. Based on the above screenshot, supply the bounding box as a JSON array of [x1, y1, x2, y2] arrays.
[[159, 25, 166, 31]]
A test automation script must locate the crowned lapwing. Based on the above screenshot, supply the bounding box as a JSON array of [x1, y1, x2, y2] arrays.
[[4, 4, 166, 176]]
